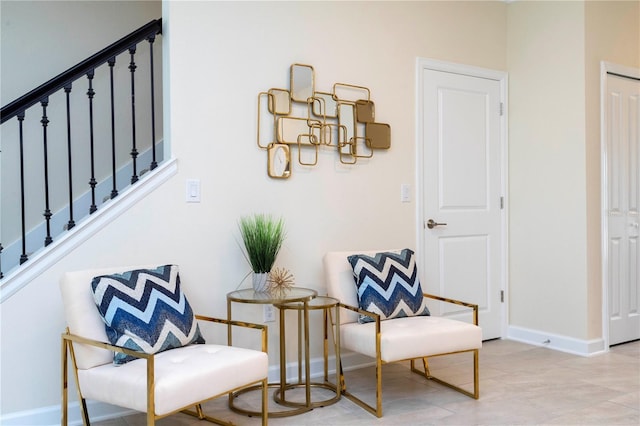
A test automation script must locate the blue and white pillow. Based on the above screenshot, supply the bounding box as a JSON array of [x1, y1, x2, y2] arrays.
[[348, 249, 430, 323], [91, 264, 205, 365]]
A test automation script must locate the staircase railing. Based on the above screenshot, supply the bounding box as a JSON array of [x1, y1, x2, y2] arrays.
[[0, 19, 163, 279]]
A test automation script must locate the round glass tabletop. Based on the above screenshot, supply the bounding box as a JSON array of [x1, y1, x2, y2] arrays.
[[227, 287, 317, 304], [275, 295, 339, 310]]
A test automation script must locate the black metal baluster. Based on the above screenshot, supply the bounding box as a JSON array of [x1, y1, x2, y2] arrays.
[[87, 70, 97, 214], [41, 98, 52, 246], [108, 57, 118, 199], [147, 34, 157, 170], [0, 242, 3, 279], [128, 45, 138, 184], [64, 83, 75, 230], [18, 112, 28, 264]]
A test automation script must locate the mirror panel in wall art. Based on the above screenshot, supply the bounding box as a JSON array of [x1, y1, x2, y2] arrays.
[[257, 63, 391, 179]]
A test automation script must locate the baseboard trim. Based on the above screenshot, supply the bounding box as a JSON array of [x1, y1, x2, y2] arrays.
[[270, 351, 373, 383], [0, 399, 136, 426], [1, 351, 373, 425], [507, 325, 606, 357]]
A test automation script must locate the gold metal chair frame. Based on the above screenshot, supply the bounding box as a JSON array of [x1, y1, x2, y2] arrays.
[[333, 293, 480, 418], [61, 315, 269, 426]]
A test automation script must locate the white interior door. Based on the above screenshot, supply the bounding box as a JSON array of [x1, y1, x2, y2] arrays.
[[605, 71, 640, 346], [418, 61, 505, 340]]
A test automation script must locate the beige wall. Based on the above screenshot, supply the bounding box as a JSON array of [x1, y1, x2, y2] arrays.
[[508, 0, 639, 341], [508, 1, 589, 338]]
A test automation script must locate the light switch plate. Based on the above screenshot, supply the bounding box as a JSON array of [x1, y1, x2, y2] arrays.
[[400, 183, 411, 203], [186, 179, 201, 203]]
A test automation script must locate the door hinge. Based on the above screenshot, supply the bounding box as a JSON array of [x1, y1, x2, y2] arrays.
[[500, 196, 504, 209], [499, 102, 504, 116], [500, 290, 504, 303]]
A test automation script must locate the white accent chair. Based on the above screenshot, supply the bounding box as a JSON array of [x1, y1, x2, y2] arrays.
[[323, 250, 482, 417], [60, 265, 269, 426]]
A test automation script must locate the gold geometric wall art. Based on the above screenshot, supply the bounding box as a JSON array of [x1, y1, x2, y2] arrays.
[[258, 63, 391, 179]]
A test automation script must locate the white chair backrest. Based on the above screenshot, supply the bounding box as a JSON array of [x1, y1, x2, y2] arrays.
[[59, 265, 156, 369], [324, 250, 397, 325]]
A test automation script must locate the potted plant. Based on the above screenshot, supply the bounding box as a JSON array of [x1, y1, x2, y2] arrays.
[[238, 214, 286, 291]]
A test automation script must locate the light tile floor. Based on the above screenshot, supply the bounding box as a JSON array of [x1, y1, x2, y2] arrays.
[[93, 339, 639, 425]]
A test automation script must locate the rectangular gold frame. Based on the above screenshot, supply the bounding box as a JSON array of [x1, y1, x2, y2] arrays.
[[333, 82, 371, 102], [268, 88, 292, 115], [290, 63, 315, 103], [257, 92, 276, 150], [365, 122, 391, 149], [277, 116, 321, 145], [311, 92, 338, 118], [268, 143, 292, 179]]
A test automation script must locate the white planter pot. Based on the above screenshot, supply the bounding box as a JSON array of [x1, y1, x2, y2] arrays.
[[252, 272, 269, 292]]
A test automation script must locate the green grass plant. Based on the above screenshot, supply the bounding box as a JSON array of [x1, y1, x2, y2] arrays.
[[238, 214, 286, 273]]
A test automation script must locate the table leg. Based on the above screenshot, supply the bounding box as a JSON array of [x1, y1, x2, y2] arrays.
[[335, 304, 341, 395], [298, 308, 302, 383], [227, 299, 232, 346], [304, 300, 311, 406], [279, 304, 287, 400], [323, 308, 328, 382]]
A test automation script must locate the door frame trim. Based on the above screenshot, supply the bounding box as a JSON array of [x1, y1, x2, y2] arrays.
[[415, 58, 509, 338], [600, 61, 640, 348]]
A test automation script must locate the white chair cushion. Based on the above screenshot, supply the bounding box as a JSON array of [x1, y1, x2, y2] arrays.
[[340, 315, 482, 363], [324, 251, 378, 325], [61, 266, 159, 369], [77, 344, 268, 416]]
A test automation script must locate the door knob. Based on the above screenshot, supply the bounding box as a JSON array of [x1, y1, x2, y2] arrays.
[[426, 219, 447, 229]]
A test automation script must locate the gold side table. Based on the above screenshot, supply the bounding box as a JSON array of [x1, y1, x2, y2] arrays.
[[226, 287, 318, 417], [273, 296, 341, 409]]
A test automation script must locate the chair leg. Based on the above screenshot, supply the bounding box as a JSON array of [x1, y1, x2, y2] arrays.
[[422, 357, 431, 377], [61, 337, 68, 426], [195, 404, 205, 419], [337, 357, 384, 417], [410, 350, 480, 400], [375, 355, 383, 417], [328, 310, 383, 417], [473, 349, 479, 398], [146, 410, 154, 426], [62, 335, 91, 425]]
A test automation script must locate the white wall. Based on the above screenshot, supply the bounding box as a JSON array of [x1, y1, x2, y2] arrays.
[[1, 0, 508, 420]]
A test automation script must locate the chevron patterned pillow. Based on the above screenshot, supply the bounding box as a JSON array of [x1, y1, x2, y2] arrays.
[[347, 249, 430, 323], [91, 265, 205, 365]]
